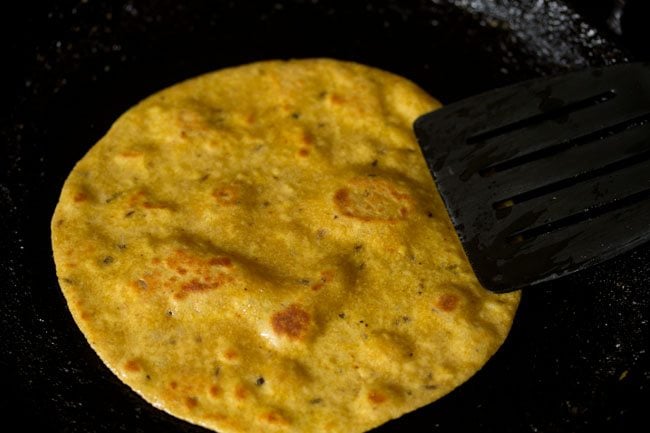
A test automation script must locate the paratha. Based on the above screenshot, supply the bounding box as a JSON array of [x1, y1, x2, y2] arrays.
[[51, 59, 520, 433]]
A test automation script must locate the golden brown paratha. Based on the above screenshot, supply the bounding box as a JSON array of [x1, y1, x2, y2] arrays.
[[51, 59, 520, 433]]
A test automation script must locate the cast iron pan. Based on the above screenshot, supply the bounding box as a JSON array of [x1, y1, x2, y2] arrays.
[[2, 1, 648, 432]]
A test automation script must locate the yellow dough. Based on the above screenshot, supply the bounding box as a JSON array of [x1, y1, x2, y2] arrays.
[[51, 59, 520, 433]]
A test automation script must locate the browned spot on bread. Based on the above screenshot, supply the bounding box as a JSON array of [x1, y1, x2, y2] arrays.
[[73, 192, 88, 202], [170, 381, 178, 390], [188, 275, 228, 293], [330, 93, 346, 105], [368, 390, 388, 404], [333, 178, 413, 222], [207, 413, 228, 422], [181, 279, 210, 292], [246, 113, 256, 124], [129, 191, 146, 205], [209, 257, 232, 267], [135, 251, 235, 299], [437, 293, 459, 312], [124, 359, 141, 372], [170, 275, 230, 300], [157, 250, 235, 300], [297, 130, 314, 157], [185, 396, 198, 409], [302, 131, 314, 145], [173, 291, 189, 300], [224, 348, 239, 361], [260, 411, 289, 425], [129, 190, 172, 210], [271, 304, 310, 339], [234, 384, 248, 400], [213, 186, 239, 205], [166, 250, 203, 268], [334, 188, 349, 205], [311, 270, 334, 291], [208, 384, 222, 398]]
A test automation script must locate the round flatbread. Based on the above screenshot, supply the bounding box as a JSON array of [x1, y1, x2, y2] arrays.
[[51, 59, 520, 433]]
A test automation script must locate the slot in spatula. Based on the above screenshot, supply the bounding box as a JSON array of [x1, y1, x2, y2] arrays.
[[413, 62, 650, 292]]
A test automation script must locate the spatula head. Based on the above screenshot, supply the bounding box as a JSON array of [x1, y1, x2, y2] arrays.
[[414, 62, 650, 292]]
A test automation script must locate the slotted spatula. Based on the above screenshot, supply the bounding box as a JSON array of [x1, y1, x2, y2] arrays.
[[413, 62, 650, 292]]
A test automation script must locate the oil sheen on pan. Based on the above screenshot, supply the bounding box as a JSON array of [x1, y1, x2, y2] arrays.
[[51, 59, 520, 433]]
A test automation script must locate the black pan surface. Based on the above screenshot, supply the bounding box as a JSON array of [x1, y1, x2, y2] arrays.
[[2, 1, 648, 432]]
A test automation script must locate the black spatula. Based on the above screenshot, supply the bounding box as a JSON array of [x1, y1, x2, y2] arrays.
[[413, 62, 650, 292]]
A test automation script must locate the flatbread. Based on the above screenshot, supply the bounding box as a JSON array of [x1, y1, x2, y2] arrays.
[[51, 59, 520, 433]]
